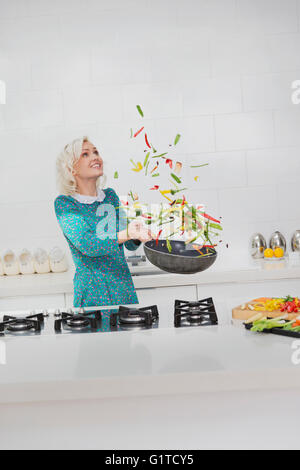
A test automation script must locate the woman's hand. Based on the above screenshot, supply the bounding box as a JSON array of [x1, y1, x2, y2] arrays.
[[127, 217, 155, 243]]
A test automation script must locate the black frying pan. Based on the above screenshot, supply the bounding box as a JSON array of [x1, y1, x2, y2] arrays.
[[143, 239, 217, 274]]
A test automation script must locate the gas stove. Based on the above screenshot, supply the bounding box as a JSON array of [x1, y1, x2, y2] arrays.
[[0, 298, 218, 338]]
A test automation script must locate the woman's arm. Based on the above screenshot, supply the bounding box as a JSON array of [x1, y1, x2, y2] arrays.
[[54, 196, 125, 258], [107, 188, 142, 251]]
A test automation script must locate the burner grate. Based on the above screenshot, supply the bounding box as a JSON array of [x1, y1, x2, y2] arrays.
[[0, 312, 44, 335], [54, 310, 102, 332], [174, 298, 218, 327]]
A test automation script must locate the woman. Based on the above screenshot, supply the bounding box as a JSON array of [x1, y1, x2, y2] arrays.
[[54, 136, 155, 307]]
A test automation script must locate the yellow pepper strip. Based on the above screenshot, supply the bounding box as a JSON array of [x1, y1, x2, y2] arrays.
[[159, 191, 173, 202], [132, 162, 143, 172], [253, 298, 284, 312], [160, 190, 171, 195], [194, 176, 199, 181]]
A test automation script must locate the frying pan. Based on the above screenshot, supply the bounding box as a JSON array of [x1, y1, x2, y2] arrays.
[[143, 239, 217, 274]]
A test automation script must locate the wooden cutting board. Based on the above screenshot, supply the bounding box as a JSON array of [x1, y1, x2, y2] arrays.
[[232, 297, 300, 321]]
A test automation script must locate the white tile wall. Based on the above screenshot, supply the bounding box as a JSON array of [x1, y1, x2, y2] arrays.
[[267, 33, 300, 72], [274, 109, 300, 146], [236, 0, 298, 34], [242, 72, 300, 112], [0, 0, 299, 261], [215, 112, 275, 151]]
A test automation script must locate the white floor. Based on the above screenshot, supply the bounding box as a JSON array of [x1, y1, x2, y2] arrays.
[[0, 388, 299, 450]]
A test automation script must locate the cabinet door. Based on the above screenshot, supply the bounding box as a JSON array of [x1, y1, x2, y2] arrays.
[[66, 286, 197, 311], [0, 294, 65, 312], [65, 293, 74, 307], [136, 285, 197, 312]]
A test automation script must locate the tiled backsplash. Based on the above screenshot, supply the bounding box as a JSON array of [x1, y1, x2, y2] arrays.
[[1, 0, 300, 263]]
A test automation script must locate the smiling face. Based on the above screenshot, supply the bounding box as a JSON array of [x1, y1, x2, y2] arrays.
[[72, 140, 103, 183]]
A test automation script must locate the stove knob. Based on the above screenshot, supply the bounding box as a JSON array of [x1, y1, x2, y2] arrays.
[[54, 309, 61, 317], [42, 309, 49, 318]]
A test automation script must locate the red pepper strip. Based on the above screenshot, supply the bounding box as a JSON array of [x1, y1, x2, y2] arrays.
[[133, 126, 144, 138], [201, 213, 221, 224], [150, 185, 159, 190], [156, 229, 163, 246], [181, 195, 186, 206], [142, 214, 152, 219], [202, 244, 217, 248], [165, 158, 173, 169], [145, 133, 151, 149]]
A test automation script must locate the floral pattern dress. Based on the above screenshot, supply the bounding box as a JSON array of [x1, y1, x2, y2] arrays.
[[54, 187, 141, 307]]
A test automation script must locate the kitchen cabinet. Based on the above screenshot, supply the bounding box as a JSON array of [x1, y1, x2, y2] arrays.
[[0, 294, 65, 312], [65, 285, 198, 310], [136, 285, 197, 309], [2, 266, 300, 314]]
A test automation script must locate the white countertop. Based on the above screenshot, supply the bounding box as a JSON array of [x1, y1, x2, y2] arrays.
[[0, 301, 299, 404], [1, 254, 300, 297]]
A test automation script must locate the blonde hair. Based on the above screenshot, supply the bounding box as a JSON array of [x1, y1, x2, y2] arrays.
[[56, 136, 107, 196]]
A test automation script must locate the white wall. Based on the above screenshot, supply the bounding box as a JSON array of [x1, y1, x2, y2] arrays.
[[0, 0, 300, 266]]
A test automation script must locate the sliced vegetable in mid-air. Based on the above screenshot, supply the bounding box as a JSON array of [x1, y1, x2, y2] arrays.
[[174, 161, 182, 174], [114, 104, 224, 256], [136, 105, 144, 117], [190, 163, 209, 168], [143, 152, 150, 167], [171, 172, 182, 184], [131, 161, 143, 172], [174, 134, 181, 145], [145, 133, 151, 149], [133, 126, 144, 138]]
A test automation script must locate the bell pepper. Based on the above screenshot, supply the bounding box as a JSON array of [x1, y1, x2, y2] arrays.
[[165, 158, 173, 169], [145, 133, 151, 149], [156, 229, 163, 246], [133, 127, 144, 137]]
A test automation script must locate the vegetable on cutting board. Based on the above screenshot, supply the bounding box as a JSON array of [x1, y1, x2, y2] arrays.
[[232, 296, 300, 321], [250, 316, 293, 332]]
